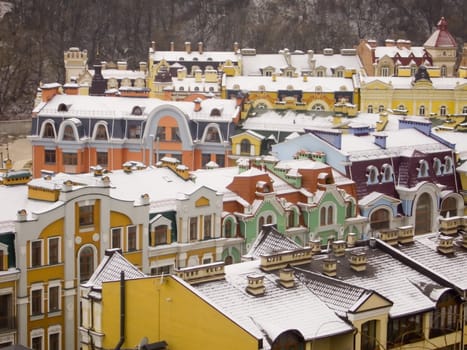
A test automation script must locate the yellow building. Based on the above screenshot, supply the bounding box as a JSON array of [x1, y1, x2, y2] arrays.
[[359, 69, 467, 117]]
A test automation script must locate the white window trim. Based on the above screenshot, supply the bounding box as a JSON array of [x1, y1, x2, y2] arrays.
[[47, 237, 61, 265], [30, 239, 44, 268], [30, 283, 44, 319], [30, 328, 45, 350], [381, 164, 394, 183], [39, 119, 57, 139], [48, 281, 61, 315], [444, 156, 453, 174], [417, 160, 429, 178], [48, 325, 61, 350], [126, 225, 138, 251], [201, 123, 223, 143], [366, 165, 379, 184], [92, 121, 109, 141], [111, 227, 123, 249]]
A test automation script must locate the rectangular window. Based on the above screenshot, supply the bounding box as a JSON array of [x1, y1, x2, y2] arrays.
[[128, 125, 142, 139], [31, 336, 43, 350], [49, 333, 60, 350], [0, 294, 13, 330], [151, 265, 171, 275], [48, 285, 60, 313], [31, 289, 42, 316], [62, 153, 78, 166], [127, 226, 137, 251], [154, 225, 168, 245], [79, 205, 94, 227], [111, 228, 122, 249], [44, 150, 56, 164], [216, 154, 225, 167], [48, 237, 59, 265], [0, 250, 3, 271], [204, 215, 212, 239], [202, 153, 211, 166], [156, 126, 166, 141], [31, 240, 42, 267], [96, 151, 108, 167], [171, 127, 181, 142], [189, 217, 198, 241]]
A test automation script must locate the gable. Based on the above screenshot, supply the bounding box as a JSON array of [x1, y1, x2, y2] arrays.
[[195, 196, 210, 207], [350, 292, 393, 313], [362, 80, 393, 90]]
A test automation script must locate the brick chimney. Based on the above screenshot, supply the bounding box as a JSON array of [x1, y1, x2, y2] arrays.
[[246, 274, 265, 296], [185, 41, 191, 54], [41, 83, 61, 102], [170, 41, 175, 51], [198, 41, 203, 54]]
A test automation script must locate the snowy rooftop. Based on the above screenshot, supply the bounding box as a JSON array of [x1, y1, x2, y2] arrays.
[[89, 68, 146, 80], [360, 76, 467, 90], [194, 259, 354, 346], [149, 50, 238, 63], [35, 94, 239, 122], [374, 45, 427, 58], [224, 75, 354, 92]]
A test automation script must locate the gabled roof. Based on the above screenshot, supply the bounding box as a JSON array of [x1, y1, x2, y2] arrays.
[[82, 249, 146, 291], [244, 224, 302, 260], [294, 268, 392, 317]]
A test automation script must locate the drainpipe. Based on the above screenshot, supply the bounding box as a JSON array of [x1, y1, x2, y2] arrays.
[[114, 271, 125, 350]]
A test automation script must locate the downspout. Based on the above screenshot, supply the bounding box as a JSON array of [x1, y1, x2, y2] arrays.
[[114, 271, 125, 350]]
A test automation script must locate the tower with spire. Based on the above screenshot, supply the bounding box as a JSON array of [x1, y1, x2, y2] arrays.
[[423, 17, 457, 77]]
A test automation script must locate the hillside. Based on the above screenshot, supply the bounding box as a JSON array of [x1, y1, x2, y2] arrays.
[[0, 0, 465, 119]]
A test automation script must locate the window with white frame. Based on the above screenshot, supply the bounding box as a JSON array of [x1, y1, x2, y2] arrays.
[[381, 164, 394, 183], [366, 165, 379, 184], [31, 240, 43, 268], [463, 106, 467, 114], [367, 105, 373, 113], [320, 204, 335, 226], [48, 326, 61, 350], [417, 160, 429, 178], [203, 215, 212, 239], [378, 105, 385, 112], [111, 227, 122, 249], [48, 237, 60, 265], [48, 282, 61, 314], [127, 225, 137, 251], [433, 158, 442, 175], [381, 66, 390, 77], [440, 106, 447, 116], [30, 284, 44, 317], [31, 331, 44, 350], [444, 156, 453, 174], [419, 105, 425, 116], [189, 217, 198, 241]]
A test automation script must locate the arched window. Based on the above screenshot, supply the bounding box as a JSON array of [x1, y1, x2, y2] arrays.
[[272, 330, 304, 350], [433, 158, 442, 175], [320, 207, 326, 226], [440, 197, 457, 218], [63, 125, 75, 141], [415, 192, 432, 235], [258, 217, 265, 231], [370, 209, 390, 231], [224, 220, 232, 238], [444, 156, 453, 174], [205, 126, 221, 142], [311, 103, 325, 111], [419, 105, 425, 116], [417, 160, 429, 178], [240, 139, 251, 154], [194, 86, 200, 92], [381, 164, 394, 183], [58, 103, 68, 112], [79, 246, 94, 283], [366, 166, 379, 184], [463, 106, 467, 114], [266, 215, 273, 224], [94, 124, 108, 140], [179, 86, 184, 91], [131, 106, 143, 115], [327, 206, 333, 225], [43, 123, 55, 138], [367, 105, 373, 113], [440, 106, 447, 116], [378, 105, 385, 112]]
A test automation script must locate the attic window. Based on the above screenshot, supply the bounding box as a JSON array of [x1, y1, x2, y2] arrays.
[[207, 57, 213, 61], [179, 57, 184, 61], [366, 165, 379, 184], [132, 106, 143, 115], [210, 108, 221, 117], [193, 57, 198, 61], [58, 103, 69, 112], [417, 160, 429, 178], [444, 156, 453, 174], [381, 164, 394, 182]]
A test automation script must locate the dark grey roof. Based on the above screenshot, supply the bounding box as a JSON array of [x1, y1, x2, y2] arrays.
[[304, 245, 447, 317], [82, 249, 146, 290], [244, 224, 302, 259], [390, 232, 467, 291], [193, 260, 353, 347], [293, 268, 378, 317]]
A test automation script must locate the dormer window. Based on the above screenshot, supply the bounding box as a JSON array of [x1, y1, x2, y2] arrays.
[[417, 160, 429, 178], [131, 106, 143, 115], [63, 125, 75, 141], [366, 165, 379, 184], [440, 106, 447, 116], [42, 122, 56, 139], [381, 164, 394, 183], [378, 105, 385, 112], [367, 105, 374, 113], [58, 103, 69, 112], [433, 158, 442, 175], [210, 108, 221, 117], [94, 123, 108, 141], [204, 125, 221, 143], [444, 156, 453, 174]]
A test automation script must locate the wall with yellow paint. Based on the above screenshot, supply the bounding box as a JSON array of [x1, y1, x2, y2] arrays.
[[101, 276, 260, 350]]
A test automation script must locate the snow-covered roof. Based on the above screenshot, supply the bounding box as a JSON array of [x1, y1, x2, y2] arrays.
[[360, 76, 467, 90], [374, 45, 427, 59], [149, 50, 238, 63], [225, 75, 354, 92], [36, 94, 239, 122], [89, 68, 145, 80]]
